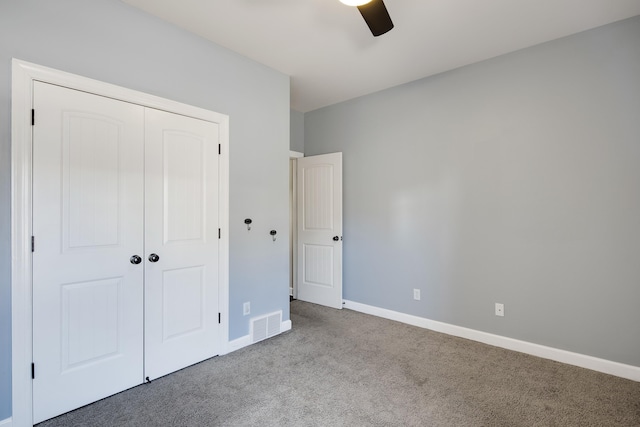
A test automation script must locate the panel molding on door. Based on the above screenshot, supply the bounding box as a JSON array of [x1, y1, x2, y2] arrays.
[[297, 153, 343, 309]]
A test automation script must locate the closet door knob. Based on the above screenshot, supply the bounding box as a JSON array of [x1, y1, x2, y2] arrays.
[[148, 253, 160, 263], [130, 255, 142, 265], [333, 236, 340, 241]]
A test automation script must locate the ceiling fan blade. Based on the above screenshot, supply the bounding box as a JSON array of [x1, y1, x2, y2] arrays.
[[357, 0, 394, 37]]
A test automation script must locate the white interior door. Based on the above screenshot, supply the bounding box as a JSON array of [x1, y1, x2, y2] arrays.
[[32, 82, 145, 423], [32, 83, 222, 422], [296, 153, 343, 309], [144, 108, 220, 379]]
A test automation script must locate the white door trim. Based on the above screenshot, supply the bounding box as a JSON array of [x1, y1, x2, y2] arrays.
[[289, 151, 304, 298], [11, 58, 230, 426]]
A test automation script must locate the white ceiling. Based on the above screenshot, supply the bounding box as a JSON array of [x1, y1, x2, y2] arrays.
[[121, 0, 640, 112]]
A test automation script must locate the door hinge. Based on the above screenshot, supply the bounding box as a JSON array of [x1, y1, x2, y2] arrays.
[[218, 144, 221, 155], [31, 236, 35, 252], [218, 228, 221, 239], [32, 363, 35, 379], [218, 313, 221, 324], [31, 109, 35, 126]]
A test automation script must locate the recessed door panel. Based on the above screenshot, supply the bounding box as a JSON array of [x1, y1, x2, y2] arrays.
[[303, 164, 334, 231], [162, 266, 205, 340], [303, 244, 334, 288], [32, 82, 145, 424], [64, 113, 121, 250], [61, 278, 122, 370], [163, 131, 206, 244]]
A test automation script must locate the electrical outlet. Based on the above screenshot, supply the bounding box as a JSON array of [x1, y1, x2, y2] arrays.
[[495, 303, 504, 317], [413, 289, 421, 301], [243, 302, 250, 316]]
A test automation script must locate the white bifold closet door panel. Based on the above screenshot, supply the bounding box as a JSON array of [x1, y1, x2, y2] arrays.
[[144, 109, 220, 380], [32, 82, 145, 423]]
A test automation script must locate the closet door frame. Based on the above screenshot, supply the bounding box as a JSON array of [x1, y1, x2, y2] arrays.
[[10, 58, 230, 427]]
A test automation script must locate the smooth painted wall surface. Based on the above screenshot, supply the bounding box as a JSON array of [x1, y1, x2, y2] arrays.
[[0, 0, 290, 418], [290, 109, 305, 153], [305, 16, 640, 368]]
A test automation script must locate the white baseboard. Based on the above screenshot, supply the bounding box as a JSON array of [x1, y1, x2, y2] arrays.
[[226, 334, 252, 353], [226, 319, 293, 354], [0, 417, 12, 427], [343, 300, 640, 382]]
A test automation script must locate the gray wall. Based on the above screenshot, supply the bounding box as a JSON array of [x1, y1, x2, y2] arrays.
[[0, 0, 290, 419], [305, 16, 640, 368], [290, 109, 305, 153]]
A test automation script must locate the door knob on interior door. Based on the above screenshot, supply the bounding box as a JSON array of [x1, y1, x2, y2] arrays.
[[130, 255, 142, 265], [148, 253, 160, 263], [333, 236, 340, 241]]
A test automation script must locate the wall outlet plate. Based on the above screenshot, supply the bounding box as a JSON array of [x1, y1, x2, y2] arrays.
[[495, 303, 504, 317], [413, 289, 421, 301], [243, 302, 250, 316]]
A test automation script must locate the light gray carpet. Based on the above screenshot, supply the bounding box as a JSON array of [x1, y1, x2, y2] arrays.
[[38, 300, 640, 426]]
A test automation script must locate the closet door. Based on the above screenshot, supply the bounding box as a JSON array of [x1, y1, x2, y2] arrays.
[[144, 108, 220, 379], [32, 82, 145, 423]]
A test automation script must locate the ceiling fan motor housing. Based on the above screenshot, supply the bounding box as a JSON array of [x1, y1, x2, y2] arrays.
[[357, 0, 394, 37]]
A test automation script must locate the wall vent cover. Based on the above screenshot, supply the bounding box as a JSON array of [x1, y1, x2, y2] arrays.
[[250, 311, 282, 343]]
